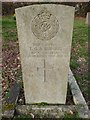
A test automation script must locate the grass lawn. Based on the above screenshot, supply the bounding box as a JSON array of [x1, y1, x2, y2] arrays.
[[1, 15, 90, 118], [71, 17, 89, 104]]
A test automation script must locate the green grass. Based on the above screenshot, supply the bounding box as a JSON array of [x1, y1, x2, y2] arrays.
[[2, 15, 17, 41], [70, 17, 89, 99], [71, 18, 88, 67]]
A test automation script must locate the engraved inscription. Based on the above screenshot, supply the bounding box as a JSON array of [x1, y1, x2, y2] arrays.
[[31, 8, 59, 40], [29, 42, 68, 58]]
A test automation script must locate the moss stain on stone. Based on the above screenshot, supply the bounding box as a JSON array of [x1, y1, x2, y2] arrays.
[[2, 103, 15, 113]]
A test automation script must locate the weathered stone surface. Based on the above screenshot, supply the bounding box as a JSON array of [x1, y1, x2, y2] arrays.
[[2, 69, 90, 118], [2, 82, 21, 118], [15, 4, 75, 104], [86, 12, 90, 26], [69, 69, 90, 119], [16, 105, 76, 118], [2, 0, 89, 2]]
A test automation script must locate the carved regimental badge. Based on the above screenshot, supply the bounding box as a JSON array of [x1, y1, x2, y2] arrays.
[[31, 8, 59, 40]]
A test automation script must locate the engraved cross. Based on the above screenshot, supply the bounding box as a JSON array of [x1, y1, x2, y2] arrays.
[[43, 59, 54, 82]]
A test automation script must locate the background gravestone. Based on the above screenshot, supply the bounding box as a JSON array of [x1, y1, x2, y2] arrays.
[[86, 12, 90, 26], [15, 4, 75, 104]]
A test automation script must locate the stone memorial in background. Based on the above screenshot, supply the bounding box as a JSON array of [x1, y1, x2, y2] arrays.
[[86, 12, 90, 26], [15, 4, 75, 104]]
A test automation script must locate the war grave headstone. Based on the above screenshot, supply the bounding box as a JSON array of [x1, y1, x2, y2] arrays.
[[15, 4, 75, 104], [86, 12, 90, 26], [2, 2, 90, 119]]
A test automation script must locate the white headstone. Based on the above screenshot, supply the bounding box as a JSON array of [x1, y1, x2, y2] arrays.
[[86, 12, 90, 26], [15, 4, 75, 104]]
